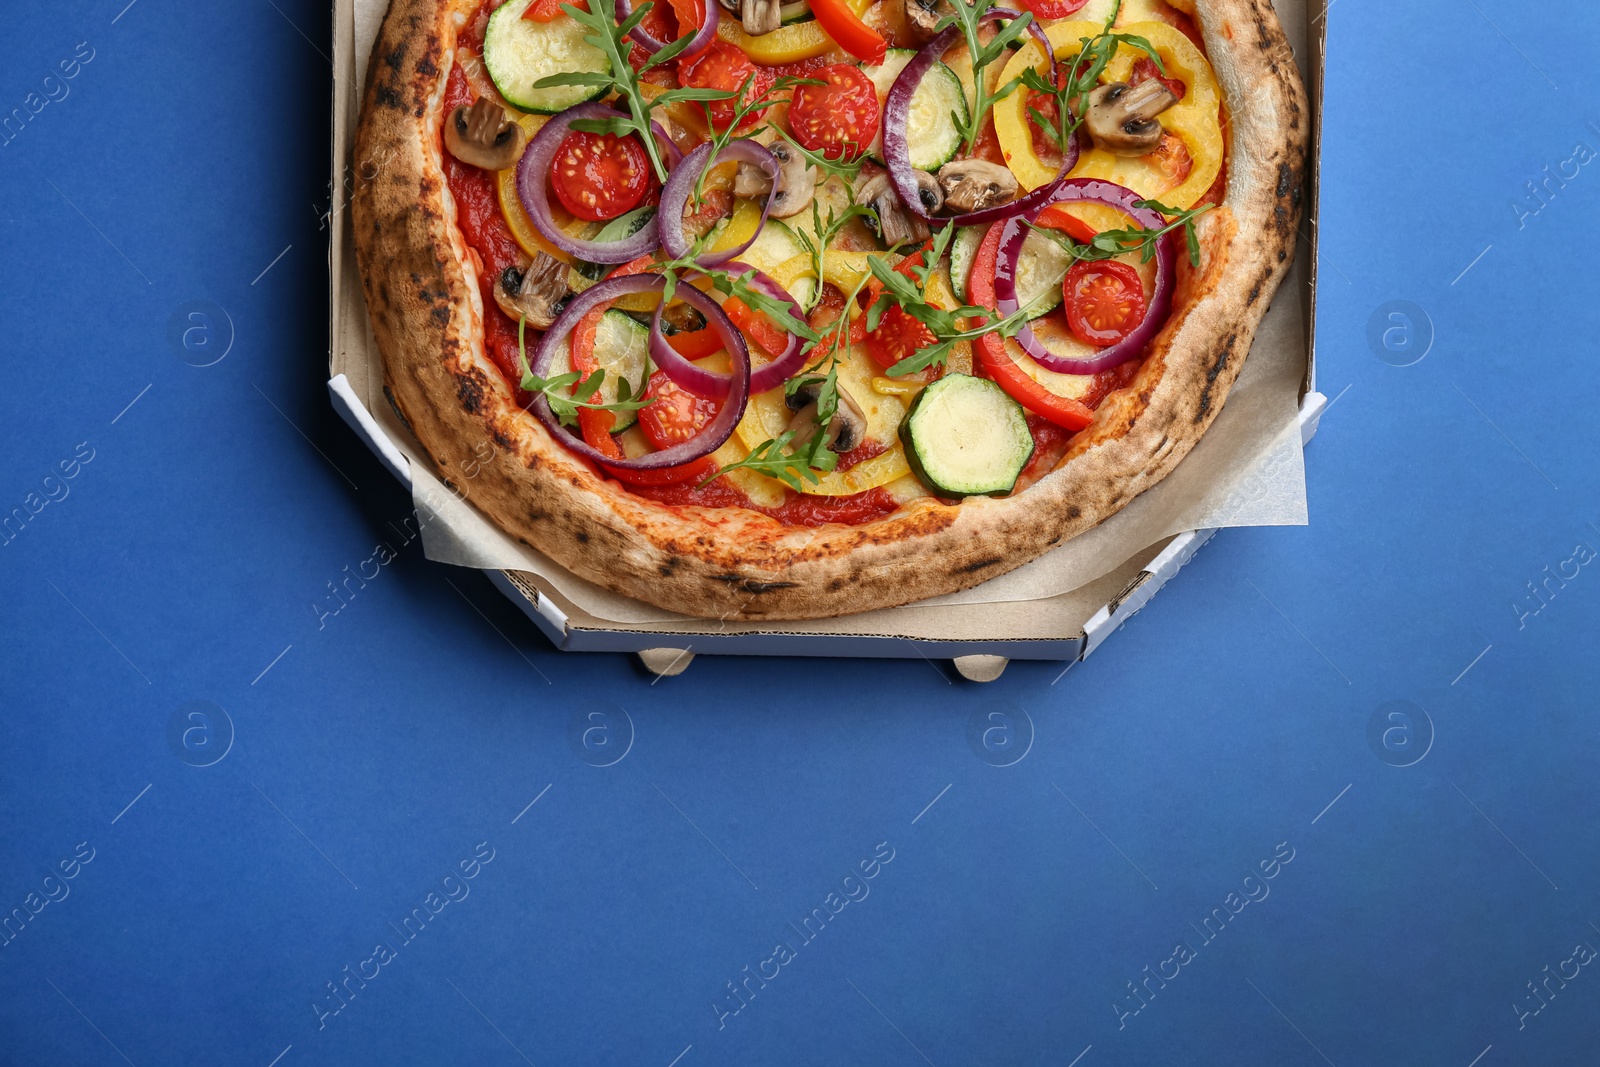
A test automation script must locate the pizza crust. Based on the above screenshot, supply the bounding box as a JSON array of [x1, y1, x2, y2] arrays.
[[352, 0, 1308, 620]]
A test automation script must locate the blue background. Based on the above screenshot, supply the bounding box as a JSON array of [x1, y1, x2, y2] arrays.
[[2, 1, 1598, 1065]]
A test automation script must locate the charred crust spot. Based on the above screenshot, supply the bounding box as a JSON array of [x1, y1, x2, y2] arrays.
[[962, 557, 1003, 573], [1248, 282, 1262, 304], [828, 577, 845, 591], [1067, 505, 1081, 519], [385, 46, 406, 71], [417, 57, 439, 77], [376, 86, 403, 110], [431, 306, 451, 326], [1194, 334, 1239, 421], [491, 429, 515, 451], [456, 374, 485, 415], [575, 531, 589, 544], [659, 564, 676, 577]]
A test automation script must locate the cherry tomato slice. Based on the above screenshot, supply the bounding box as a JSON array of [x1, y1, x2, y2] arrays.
[[862, 242, 943, 375], [788, 64, 881, 162], [1017, 0, 1087, 19], [863, 305, 935, 372], [679, 41, 774, 133], [551, 131, 650, 222], [639, 371, 720, 450], [1062, 260, 1147, 348]]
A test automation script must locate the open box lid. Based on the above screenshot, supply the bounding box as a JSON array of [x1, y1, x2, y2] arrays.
[[326, 0, 1328, 678]]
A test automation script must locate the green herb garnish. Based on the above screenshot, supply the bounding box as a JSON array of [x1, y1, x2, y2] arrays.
[[515, 316, 654, 427], [1016, 0, 1164, 156], [939, 0, 1037, 156]]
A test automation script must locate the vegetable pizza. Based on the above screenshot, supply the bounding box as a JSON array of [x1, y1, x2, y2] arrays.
[[352, 0, 1307, 619]]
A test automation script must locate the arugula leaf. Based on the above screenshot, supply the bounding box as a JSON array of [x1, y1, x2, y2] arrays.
[[709, 431, 839, 491], [1027, 199, 1213, 268], [939, 0, 1037, 156], [1018, 0, 1166, 157], [515, 318, 654, 427], [793, 197, 878, 300]]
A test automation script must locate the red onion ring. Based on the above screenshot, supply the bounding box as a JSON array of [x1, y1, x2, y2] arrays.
[[528, 273, 751, 469], [993, 177, 1175, 375], [884, 12, 1076, 227], [616, 0, 719, 58], [516, 103, 664, 264], [658, 140, 779, 266], [650, 119, 685, 170], [647, 263, 809, 398]]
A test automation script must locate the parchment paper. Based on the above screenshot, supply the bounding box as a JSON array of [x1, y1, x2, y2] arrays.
[[343, 0, 1311, 627]]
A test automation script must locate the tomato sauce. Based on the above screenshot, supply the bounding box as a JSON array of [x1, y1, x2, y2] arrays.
[[442, 66, 535, 408], [835, 437, 888, 473]]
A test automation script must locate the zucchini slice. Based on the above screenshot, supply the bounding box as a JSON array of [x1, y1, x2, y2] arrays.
[[587, 309, 653, 432], [948, 225, 985, 304], [739, 218, 819, 310], [484, 0, 610, 114], [865, 49, 968, 172], [779, 1, 813, 23], [1011, 228, 1075, 319], [899, 374, 1034, 498]]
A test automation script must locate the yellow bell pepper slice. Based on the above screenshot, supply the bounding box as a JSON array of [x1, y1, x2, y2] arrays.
[[769, 253, 818, 295], [707, 196, 763, 255], [735, 345, 912, 496], [717, 18, 838, 64], [993, 20, 1223, 212], [1091, 22, 1222, 211], [993, 22, 1102, 192]]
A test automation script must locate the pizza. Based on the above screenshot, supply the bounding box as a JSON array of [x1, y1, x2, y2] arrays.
[[352, 0, 1306, 620]]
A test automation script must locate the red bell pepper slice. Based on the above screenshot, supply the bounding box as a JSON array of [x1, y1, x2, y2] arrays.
[[808, 0, 887, 65], [967, 224, 1095, 431]]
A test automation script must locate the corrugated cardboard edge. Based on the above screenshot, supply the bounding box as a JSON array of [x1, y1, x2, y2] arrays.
[[326, 0, 1327, 676]]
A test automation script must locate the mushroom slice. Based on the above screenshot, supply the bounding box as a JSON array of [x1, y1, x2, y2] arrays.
[[785, 381, 869, 454], [740, 0, 782, 35], [857, 171, 933, 247], [936, 159, 1019, 214], [1085, 79, 1179, 157], [903, 0, 953, 41], [493, 253, 570, 331], [767, 141, 816, 219], [445, 99, 527, 171], [733, 161, 774, 200]]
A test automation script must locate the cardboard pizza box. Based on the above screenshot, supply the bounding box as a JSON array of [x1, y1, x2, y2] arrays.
[[327, 0, 1327, 681]]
